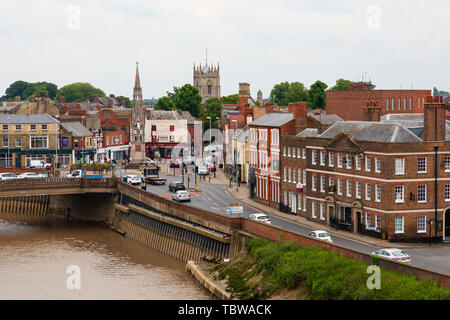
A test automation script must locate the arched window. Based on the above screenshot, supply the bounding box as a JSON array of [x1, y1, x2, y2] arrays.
[[208, 85, 212, 94]]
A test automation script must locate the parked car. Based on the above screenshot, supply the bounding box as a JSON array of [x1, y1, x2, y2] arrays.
[[18, 172, 45, 179], [172, 190, 191, 202], [371, 248, 411, 263], [248, 213, 271, 224], [127, 174, 141, 186], [29, 160, 45, 169], [168, 182, 185, 192], [145, 157, 156, 165], [308, 230, 333, 243], [0, 173, 18, 181]]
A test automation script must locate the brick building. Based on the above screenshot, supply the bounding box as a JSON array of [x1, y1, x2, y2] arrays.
[[293, 96, 450, 242], [326, 81, 430, 121]]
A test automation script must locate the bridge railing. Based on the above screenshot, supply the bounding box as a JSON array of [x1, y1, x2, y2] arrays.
[[0, 177, 118, 189]]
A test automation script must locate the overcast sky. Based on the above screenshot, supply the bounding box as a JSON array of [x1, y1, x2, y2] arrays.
[[0, 0, 449, 99]]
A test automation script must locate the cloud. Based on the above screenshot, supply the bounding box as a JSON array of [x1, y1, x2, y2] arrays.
[[0, 0, 449, 99]]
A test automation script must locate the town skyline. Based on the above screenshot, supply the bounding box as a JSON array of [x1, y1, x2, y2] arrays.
[[1, 1, 449, 99]]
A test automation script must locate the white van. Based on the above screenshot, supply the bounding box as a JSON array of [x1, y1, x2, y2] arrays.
[[29, 160, 45, 169]]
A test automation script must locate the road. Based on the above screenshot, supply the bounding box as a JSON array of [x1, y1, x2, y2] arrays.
[[131, 172, 450, 276]]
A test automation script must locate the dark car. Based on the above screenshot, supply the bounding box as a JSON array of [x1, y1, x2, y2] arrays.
[[169, 182, 185, 192]]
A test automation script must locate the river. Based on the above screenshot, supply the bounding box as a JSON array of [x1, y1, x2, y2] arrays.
[[0, 214, 212, 300]]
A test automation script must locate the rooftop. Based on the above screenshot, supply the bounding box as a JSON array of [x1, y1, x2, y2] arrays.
[[61, 121, 92, 137], [248, 112, 294, 127], [0, 114, 59, 124]]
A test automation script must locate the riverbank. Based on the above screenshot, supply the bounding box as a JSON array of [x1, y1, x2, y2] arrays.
[[200, 238, 450, 300], [186, 260, 232, 300]]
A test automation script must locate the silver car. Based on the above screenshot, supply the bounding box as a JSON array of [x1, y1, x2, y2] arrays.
[[0, 173, 18, 181], [172, 190, 191, 202], [18, 172, 45, 179], [371, 248, 411, 263]]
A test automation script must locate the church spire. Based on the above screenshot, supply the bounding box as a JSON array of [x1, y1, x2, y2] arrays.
[[133, 61, 143, 106]]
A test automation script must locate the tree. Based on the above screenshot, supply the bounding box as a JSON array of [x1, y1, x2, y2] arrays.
[[200, 97, 222, 132], [115, 95, 132, 108], [55, 82, 106, 103], [168, 84, 202, 117], [154, 96, 175, 111], [307, 80, 328, 109], [270, 81, 308, 105], [269, 81, 290, 105], [221, 94, 238, 104], [330, 79, 351, 91], [433, 87, 449, 97], [5, 81, 30, 99]]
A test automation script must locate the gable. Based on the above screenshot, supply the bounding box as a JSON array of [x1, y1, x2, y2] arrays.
[[325, 131, 364, 153]]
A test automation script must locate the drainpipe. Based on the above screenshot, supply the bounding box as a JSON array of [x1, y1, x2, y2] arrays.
[[434, 145, 439, 243]]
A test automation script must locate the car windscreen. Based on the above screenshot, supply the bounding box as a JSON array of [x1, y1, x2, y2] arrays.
[[391, 251, 408, 257], [318, 233, 329, 238], [257, 216, 269, 220]]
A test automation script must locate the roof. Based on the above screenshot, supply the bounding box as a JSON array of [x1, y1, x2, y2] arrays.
[[61, 121, 92, 137], [318, 121, 423, 143], [380, 113, 424, 128], [248, 112, 294, 127], [0, 114, 59, 124], [147, 110, 196, 121], [296, 128, 319, 137], [308, 112, 342, 124]]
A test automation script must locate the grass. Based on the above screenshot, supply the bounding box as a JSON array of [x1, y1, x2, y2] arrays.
[[212, 238, 450, 300]]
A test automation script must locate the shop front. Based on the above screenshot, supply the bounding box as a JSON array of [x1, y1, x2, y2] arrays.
[[146, 142, 178, 159]]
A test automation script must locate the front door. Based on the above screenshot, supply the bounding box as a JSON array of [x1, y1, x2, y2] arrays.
[[445, 210, 450, 240], [356, 211, 362, 232]]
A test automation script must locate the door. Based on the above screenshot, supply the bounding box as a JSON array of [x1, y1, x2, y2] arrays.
[[15, 155, 21, 168], [291, 193, 296, 214], [445, 209, 450, 240], [356, 211, 362, 232]]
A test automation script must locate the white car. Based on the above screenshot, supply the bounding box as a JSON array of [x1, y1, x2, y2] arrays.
[[0, 173, 18, 181], [308, 230, 333, 243], [371, 248, 411, 263], [18, 172, 44, 179], [198, 166, 208, 175], [172, 190, 191, 202], [145, 157, 156, 165], [127, 174, 141, 186], [248, 213, 271, 224]]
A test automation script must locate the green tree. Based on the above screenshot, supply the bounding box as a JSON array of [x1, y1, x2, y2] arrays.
[[221, 94, 238, 104], [154, 96, 175, 111], [286, 82, 308, 103], [200, 97, 222, 132], [5, 81, 30, 99], [168, 84, 202, 117], [115, 95, 132, 108], [55, 82, 106, 103], [330, 79, 351, 91], [307, 80, 328, 109], [270, 81, 290, 105]]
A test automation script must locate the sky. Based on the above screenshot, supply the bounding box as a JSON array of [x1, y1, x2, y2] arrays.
[[0, 0, 449, 99]]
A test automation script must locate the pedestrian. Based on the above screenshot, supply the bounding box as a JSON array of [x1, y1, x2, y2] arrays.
[[238, 178, 241, 188]]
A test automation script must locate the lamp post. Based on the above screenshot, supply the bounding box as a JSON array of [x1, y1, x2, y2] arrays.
[[232, 120, 238, 191], [7, 116, 10, 168], [206, 117, 212, 146]]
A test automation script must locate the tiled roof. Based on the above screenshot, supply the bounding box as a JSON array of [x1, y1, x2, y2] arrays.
[[0, 114, 59, 124], [296, 128, 319, 137], [248, 112, 294, 127], [61, 121, 92, 137]]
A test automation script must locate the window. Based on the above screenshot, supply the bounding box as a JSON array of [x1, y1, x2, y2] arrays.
[[392, 98, 395, 109], [2, 124, 7, 131], [297, 148, 301, 158], [303, 195, 307, 211], [320, 151, 325, 166], [329, 177, 334, 187], [303, 171, 307, 186], [346, 180, 352, 197], [365, 212, 371, 228], [403, 98, 407, 110], [312, 202, 317, 218], [170, 125, 175, 132], [445, 156, 450, 172], [288, 167, 292, 182], [365, 156, 371, 171], [312, 150, 317, 165], [42, 124, 47, 131], [337, 153, 343, 168], [386, 98, 389, 110], [283, 165, 287, 181], [2, 138, 8, 147], [320, 176, 325, 192], [337, 179, 343, 195], [298, 169, 302, 183], [329, 153, 334, 167], [418, 98, 421, 109], [375, 185, 381, 202], [417, 185, 426, 203], [409, 98, 412, 110], [15, 138, 22, 148], [283, 191, 288, 205], [151, 125, 157, 131], [356, 155, 361, 170], [312, 175, 317, 191], [302, 148, 306, 159], [375, 158, 381, 173], [445, 184, 450, 201], [320, 203, 325, 220], [283, 146, 286, 156], [417, 157, 427, 173], [366, 183, 371, 200], [395, 185, 404, 203], [395, 158, 404, 175], [417, 216, 426, 233], [376, 215, 381, 230], [298, 194, 302, 210], [356, 181, 361, 199], [398, 98, 401, 110], [288, 147, 291, 157], [30, 124, 36, 131], [292, 168, 296, 183], [346, 154, 351, 169], [30, 136, 48, 149], [15, 125, 21, 131], [395, 216, 404, 233]]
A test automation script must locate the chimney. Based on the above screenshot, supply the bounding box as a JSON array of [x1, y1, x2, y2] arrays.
[[121, 100, 126, 107], [94, 93, 100, 103], [109, 94, 115, 98], [60, 96, 65, 104], [264, 101, 274, 114], [423, 95, 446, 141], [363, 100, 381, 122], [107, 97, 113, 108], [288, 102, 308, 133], [238, 82, 250, 113]]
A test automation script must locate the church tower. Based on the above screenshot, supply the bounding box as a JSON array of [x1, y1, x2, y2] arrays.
[[130, 61, 146, 163], [193, 56, 221, 103]]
